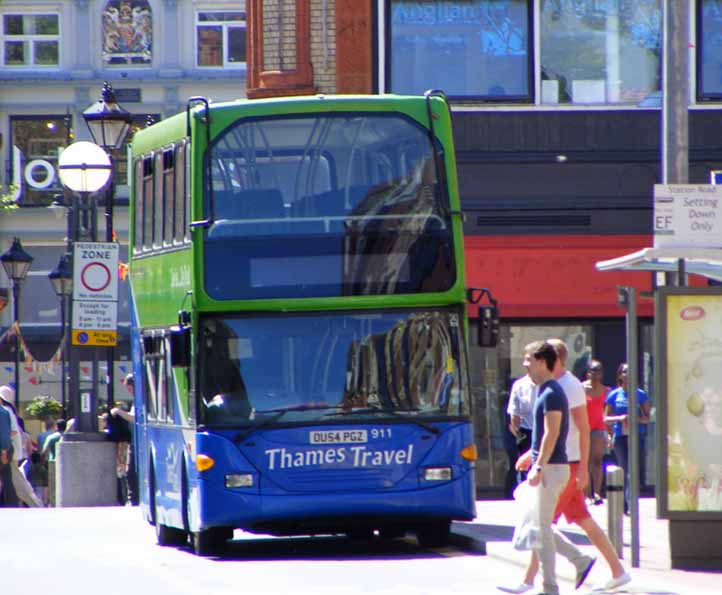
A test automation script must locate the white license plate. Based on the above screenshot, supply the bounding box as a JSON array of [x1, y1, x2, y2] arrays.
[[309, 429, 368, 444]]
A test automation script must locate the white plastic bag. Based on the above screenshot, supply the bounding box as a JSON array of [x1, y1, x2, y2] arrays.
[[511, 480, 542, 551]]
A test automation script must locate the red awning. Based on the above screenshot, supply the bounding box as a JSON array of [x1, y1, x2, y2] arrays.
[[464, 235, 657, 318]]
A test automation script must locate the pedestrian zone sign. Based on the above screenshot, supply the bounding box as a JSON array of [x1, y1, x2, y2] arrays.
[[72, 242, 119, 346]]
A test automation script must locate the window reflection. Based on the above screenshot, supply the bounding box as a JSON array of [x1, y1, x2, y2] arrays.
[[2, 14, 59, 67], [196, 11, 247, 68], [540, 0, 661, 105], [699, 0, 722, 99], [199, 310, 469, 426], [390, 0, 530, 98]]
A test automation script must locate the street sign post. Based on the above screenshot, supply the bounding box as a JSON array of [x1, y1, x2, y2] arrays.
[[653, 184, 722, 249], [71, 241, 119, 346]]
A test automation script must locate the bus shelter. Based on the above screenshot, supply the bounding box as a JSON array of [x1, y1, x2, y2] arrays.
[[596, 247, 722, 571]]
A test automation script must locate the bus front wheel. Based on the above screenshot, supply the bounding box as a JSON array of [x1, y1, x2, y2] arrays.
[[416, 520, 451, 548], [192, 527, 232, 556]]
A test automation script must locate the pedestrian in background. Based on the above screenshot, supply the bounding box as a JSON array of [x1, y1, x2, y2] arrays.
[[110, 372, 137, 505], [583, 359, 610, 505], [605, 362, 651, 514], [16, 416, 33, 464], [36, 417, 57, 458], [0, 385, 42, 507], [0, 402, 18, 506], [505, 342, 538, 497], [103, 398, 132, 505], [21, 451, 49, 506], [41, 418, 67, 462]]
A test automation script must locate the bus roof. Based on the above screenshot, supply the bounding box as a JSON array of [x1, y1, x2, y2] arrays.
[[131, 93, 449, 156]]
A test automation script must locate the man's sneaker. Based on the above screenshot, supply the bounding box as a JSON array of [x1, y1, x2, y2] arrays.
[[593, 572, 631, 591], [496, 583, 534, 594], [575, 556, 596, 589]]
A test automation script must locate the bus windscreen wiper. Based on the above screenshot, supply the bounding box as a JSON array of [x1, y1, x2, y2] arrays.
[[233, 404, 342, 443], [326, 406, 440, 435]]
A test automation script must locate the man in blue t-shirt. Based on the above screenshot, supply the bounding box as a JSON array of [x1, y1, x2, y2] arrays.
[[524, 341, 570, 595]]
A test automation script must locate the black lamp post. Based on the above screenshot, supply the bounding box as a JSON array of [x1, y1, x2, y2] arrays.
[[82, 81, 132, 153], [83, 81, 132, 409], [49, 253, 73, 417], [1, 237, 34, 410], [58, 141, 111, 432]]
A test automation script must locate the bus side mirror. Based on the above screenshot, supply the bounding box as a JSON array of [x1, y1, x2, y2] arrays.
[[477, 305, 499, 348], [169, 324, 191, 368], [467, 287, 499, 348]]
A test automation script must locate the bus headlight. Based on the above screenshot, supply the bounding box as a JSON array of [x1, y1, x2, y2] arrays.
[[225, 473, 254, 488], [423, 466, 452, 481]]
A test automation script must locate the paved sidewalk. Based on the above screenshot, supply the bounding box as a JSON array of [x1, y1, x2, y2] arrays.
[[455, 497, 721, 594]]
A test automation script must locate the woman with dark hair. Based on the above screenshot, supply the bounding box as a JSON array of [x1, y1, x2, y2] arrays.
[[583, 359, 610, 505], [605, 363, 651, 514]]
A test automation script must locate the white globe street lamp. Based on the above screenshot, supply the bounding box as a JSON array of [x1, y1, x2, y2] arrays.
[[58, 141, 112, 193]]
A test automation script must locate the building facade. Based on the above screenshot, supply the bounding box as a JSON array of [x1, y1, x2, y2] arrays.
[[246, 0, 722, 494], [0, 0, 248, 410], [3, 0, 722, 495]]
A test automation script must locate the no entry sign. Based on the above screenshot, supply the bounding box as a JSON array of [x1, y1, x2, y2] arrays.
[[72, 242, 119, 346]]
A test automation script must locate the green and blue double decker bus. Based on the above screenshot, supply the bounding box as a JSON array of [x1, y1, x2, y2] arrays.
[[128, 91, 482, 555]]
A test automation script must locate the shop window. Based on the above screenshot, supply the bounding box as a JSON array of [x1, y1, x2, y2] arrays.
[[388, 0, 531, 99], [504, 324, 592, 380], [698, 0, 722, 100], [540, 0, 661, 105], [102, 0, 152, 66], [10, 116, 71, 206], [196, 10, 246, 68], [1, 13, 59, 67]]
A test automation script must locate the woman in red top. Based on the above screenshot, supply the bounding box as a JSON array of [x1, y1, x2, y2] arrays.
[[583, 359, 610, 504]]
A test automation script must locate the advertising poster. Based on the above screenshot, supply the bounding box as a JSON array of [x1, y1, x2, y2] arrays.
[[664, 290, 722, 514]]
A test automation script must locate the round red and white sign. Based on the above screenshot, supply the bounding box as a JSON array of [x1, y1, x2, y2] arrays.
[[80, 262, 112, 293]]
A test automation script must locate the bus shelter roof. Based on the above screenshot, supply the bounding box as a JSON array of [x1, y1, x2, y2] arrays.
[[595, 247, 722, 282]]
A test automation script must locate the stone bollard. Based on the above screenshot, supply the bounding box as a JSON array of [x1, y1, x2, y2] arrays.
[[606, 464, 624, 558], [56, 436, 117, 506]]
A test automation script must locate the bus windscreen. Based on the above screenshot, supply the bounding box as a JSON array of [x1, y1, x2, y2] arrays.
[[198, 308, 470, 427]]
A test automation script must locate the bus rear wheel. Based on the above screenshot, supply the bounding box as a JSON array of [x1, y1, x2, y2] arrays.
[[154, 492, 188, 547], [192, 527, 232, 556], [156, 518, 188, 547], [416, 520, 451, 548]]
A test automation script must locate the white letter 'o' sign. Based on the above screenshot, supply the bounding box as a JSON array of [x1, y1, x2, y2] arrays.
[[24, 159, 56, 189]]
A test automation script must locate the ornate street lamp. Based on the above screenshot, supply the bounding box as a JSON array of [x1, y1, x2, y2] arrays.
[[83, 82, 132, 410], [49, 253, 73, 417], [82, 81, 132, 151], [1, 237, 34, 409], [48, 253, 73, 297]]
